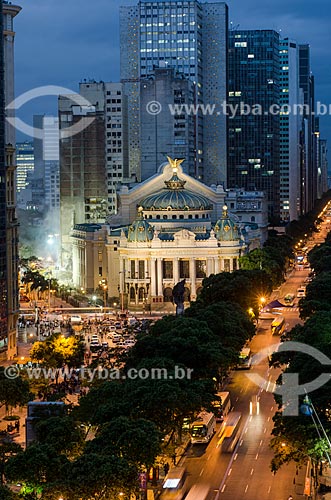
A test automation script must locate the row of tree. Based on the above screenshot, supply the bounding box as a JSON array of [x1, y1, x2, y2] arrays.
[[270, 213, 331, 487]]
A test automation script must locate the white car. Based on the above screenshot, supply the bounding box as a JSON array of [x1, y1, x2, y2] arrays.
[[297, 288, 306, 298]]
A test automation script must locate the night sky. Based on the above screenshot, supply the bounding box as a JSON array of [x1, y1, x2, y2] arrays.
[[13, 0, 331, 161]]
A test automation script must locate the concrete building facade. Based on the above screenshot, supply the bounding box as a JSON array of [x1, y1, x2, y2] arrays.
[[1, 0, 21, 360]]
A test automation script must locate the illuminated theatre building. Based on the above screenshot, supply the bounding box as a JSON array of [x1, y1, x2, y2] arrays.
[[71, 158, 267, 310]]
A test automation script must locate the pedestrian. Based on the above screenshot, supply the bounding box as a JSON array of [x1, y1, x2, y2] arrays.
[[164, 463, 170, 476], [172, 454, 176, 466], [287, 496, 293, 500]]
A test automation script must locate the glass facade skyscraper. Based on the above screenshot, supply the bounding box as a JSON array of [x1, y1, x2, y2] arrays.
[[120, 0, 228, 185], [228, 30, 280, 221]]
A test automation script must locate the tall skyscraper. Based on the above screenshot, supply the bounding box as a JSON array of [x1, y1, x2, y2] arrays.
[[140, 67, 195, 180], [279, 38, 301, 222], [228, 30, 280, 221], [120, 0, 228, 185], [299, 44, 316, 214], [1, 0, 21, 360], [16, 141, 34, 192]]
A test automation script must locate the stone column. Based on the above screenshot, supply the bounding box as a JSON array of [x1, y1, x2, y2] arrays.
[[150, 258, 156, 298], [230, 257, 234, 272], [119, 257, 124, 293], [173, 257, 179, 284], [206, 258, 213, 276], [157, 258, 163, 298], [220, 257, 224, 272], [190, 258, 196, 299], [214, 257, 220, 274]]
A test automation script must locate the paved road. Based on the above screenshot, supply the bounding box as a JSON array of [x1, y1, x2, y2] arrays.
[[180, 245, 325, 500]]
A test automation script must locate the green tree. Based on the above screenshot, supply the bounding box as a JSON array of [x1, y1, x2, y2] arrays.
[[299, 272, 331, 319], [86, 417, 161, 468], [30, 332, 85, 369], [197, 269, 272, 316], [0, 368, 33, 415]]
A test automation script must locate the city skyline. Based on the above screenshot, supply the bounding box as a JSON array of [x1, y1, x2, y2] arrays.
[[13, 0, 331, 161]]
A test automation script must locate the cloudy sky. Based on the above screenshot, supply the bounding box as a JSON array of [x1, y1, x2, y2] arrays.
[[13, 0, 331, 152]]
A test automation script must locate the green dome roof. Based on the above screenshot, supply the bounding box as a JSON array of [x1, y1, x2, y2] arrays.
[[214, 205, 241, 241], [127, 207, 154, 243], [140, 167, 213, 211]]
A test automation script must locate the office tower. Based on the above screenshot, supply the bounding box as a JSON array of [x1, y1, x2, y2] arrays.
[[16, 141, 34, 192], [299, 44, 316, 213], [317, 138, 328, 199], [1, 0, 21, 360], [140, 67, 195, 180], [33, 115, 60, 210], [58, 91, 107, 268], [228, 30, 280, 222], [79, 81, 129, 213], [120, 0, 228, 185], [279, 38, 301, 222]]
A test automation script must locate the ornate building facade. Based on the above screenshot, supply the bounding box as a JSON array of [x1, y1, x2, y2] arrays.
[[71, 159, 268, 311]]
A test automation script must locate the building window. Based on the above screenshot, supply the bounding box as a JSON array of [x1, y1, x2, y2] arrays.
[[138, 260, 145, 279], [179, 260, 189, 279], [163, 260, 173, 279], [130, 287, 135, 301], [163, 287, 173, 302], [196, 260, 206, 278], [98, 267, 102, 277], [138, 287, 145, 302], [130, 260, 135, 278], [233, 259, 238, 271], [224, 260, 230, 273], [98, 251, 103, 262]]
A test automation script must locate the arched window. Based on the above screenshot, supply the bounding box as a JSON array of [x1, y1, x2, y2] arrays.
[[163, 287, 173, 303], [251, 216, 255, 222], [196, 286, 203, 296], [163, 215, 168, 219], [130, 287, 135, 301], [156, 215, 160, 219], [138, 287, 145, 302], [183, 287, 191, 302], [172, 215, 177, 219]]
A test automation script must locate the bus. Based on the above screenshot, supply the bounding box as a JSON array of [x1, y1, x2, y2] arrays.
[[271, 316, 285, 335], [190, 411, 216, 444], [236, 347, 252, 369], [184, 484, 209, 500], [284, 294, 295, 306], [212, 392, 231, 422], [220, 411, 242, 453], [160, 467, 188, 500]]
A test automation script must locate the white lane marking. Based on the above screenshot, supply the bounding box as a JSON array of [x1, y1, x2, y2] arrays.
[[235, 397, 239, 402], [240, 439, 243, 446], [228, 469, 232, 476], [245, 428, 248, 434], [221, 485, 226, 493], [249, 415, 253, 422], [199, 468, 204, 476], [264, 428, 267, 433], [245, 484, 248, 493], [259, 440, 263, 447], [207, 454, 211, 461], [267, 416, 271, 422], [255, 453, 259, 460], [268, 486, 271, 494], [234, 453, 238, 461], [250, 468, 254, 475], [271, 406, 274, 411]]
